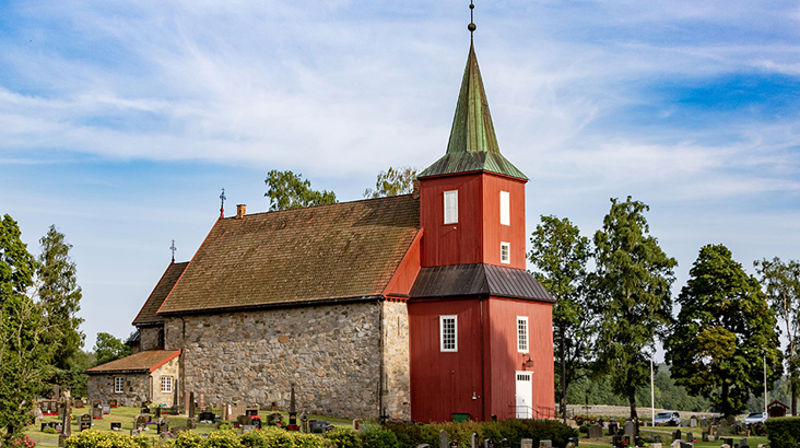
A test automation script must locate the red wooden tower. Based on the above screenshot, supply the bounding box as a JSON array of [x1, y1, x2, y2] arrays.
[[407, 42, 556, 422]]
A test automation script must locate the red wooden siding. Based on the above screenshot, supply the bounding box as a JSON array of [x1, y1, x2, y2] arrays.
[[480, 175, 527, 270], [419, 174, 484, 267], [408, 298, 483, 422], [383, 230, 423, 298], [485, 297, 554, 420]]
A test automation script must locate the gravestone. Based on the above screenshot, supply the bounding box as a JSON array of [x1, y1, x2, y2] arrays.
[[672, 429, 682, 441], [246, 408, 259, 417], [140, 405, 150, 415], [702, 432, 709, 442], [680, 443, 693, 448], [670, 441, 681, 448], [134, 414, 148, 430], [690, 417, 697, 428], [520, 439, 533, 448], [686, 433, 693, 442], [241, 425, 256, 433], [60, 392, 72, 439], [199, 411, 215, 423], [739, 438, 749, 448], [198, 391, 205, 410], [440, 430, 448, 448], [611, 435, 622, 448], [110, 422, 122, 431], [236, 415, 250, 426], [722, 438, 734, 447], [252, 417, 262, 430], [266, 413, 283, 426], [608, 422, 618, 436], [588, 424, 602, 439], [471, 433, 478, 448], [310, 419, 332, 434], [223, 404, 233, 421], [92, 406, 103, 420], [188, 392, 196, 419], [539, 440, 552, 448], [300, 412, 309, 433], [130, 429, 140, 437], [353, 419, 363, 431], [624, 421, 635, 436], [230, 403, 246, 420], [651, 444, 662, 448], [34, 407, 43, 423], [101, 404, 110, 415], [157, 418, 169, 434], [484, 438, 492, 448], [109, 399, 117, 408], [653, 435, 662, 443], [187, 417, 197, 430], [701, 417, 707, 428], [153, 407, 162, 418]]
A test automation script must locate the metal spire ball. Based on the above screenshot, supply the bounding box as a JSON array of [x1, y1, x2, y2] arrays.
[[468, 1, 476, 38]]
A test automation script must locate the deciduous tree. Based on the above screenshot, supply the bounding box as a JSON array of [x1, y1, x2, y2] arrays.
[[755, 257, 800, 415], [93, 332, 131, 366], [0, 215, 52, 445], [528, 215, 593, 422], [592, 197, 676, 421], [264, 170, 337, 211], [666, 245, 783, 417], [363, 167, 417, 198]]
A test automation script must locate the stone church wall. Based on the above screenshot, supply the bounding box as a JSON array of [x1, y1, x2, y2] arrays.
[[164, 302, 388, 419], [87, 373, 149, 407], [382, 301, 411, 420], [139, 326, 163, 351], [150, 357, 179, 406]]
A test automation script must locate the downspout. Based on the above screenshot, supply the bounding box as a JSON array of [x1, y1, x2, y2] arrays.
[[378, 300, 385, 421]]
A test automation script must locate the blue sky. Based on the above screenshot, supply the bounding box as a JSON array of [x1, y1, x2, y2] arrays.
[[1, 0, 799, 350]]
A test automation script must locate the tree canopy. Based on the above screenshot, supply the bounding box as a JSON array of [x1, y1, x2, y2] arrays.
[[93, 332, 132, 366], [529, 215, 593, 421], [666, 244, 783, 417], [755, 257, 800, 415], [363, 167, 417, 198], [264, 170, 337, 211], [0, 215, 52, 445], [592, 196, 677, 420]]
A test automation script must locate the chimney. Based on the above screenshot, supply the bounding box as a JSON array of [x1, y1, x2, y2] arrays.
[[236, 204, 246, 219], [412, 179, 421, 199]]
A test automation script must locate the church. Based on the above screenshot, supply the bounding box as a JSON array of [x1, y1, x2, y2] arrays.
[[87, 37, 556, 423]]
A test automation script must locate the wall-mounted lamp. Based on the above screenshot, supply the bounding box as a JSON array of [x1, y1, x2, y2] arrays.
[[522, 354, 534, 370]]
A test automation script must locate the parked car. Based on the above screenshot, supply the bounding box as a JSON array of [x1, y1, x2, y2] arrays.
[[744, 412, 768, 425], [653, 411, 681, 426]]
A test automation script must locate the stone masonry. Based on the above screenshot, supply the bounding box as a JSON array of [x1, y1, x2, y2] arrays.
[[139, 327, 163, 351], [164, 300, 411, 419], [382, 301, 410, 419], [87, 374, 149, 407], [150, 357, 179, 406]]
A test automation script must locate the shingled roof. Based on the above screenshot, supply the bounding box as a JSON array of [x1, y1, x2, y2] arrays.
[[86, 350, 180, 375], [132, 261, 188, 326], [157, 195, 420, 315], [410, 264, 555, 302]]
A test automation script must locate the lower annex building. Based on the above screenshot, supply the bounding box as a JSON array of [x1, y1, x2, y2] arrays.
[[87, 41, 556, 423]]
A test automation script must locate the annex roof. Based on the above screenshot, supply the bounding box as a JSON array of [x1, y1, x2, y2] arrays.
[[410, 264, 554, 302], [418, 43, 527, 180], [157, 195, 420, 315], [86, 350, 181, 375], [131, 261, 188, 326]]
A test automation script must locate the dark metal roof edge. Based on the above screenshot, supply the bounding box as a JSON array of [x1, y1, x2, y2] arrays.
[[86, 368, 150, 375], [134, 322, 163, 328], [157, 295, 383, 317], [417, 168, 528, 182], [409, 292, 553, 302]]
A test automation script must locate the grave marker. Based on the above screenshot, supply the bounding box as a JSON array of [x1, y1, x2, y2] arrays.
[[520, 439, 533, 448], [588, 423, 602, 439], [110, 422, 122, 432]]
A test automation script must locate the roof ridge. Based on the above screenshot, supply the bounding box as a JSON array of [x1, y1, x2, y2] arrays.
[[221, 194, 415, 219]]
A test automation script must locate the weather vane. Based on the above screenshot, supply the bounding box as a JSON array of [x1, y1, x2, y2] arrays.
[[468, 0, 476, 40], [170, 239, 177, 263], [219, 188, 226, 218]]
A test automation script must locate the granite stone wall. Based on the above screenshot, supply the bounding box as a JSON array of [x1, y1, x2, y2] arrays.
[[165, 302, 384, 419], [139, 326, 163, 351], [87, 374, 149, 407], [382, 301, 411, 420], [150, 357, 179, 406]]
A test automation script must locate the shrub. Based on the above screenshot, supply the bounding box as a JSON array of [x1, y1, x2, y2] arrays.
[[42, 427, 58, 434], [766, 417, 800, 448], [171, 431, 204, 448], [325, 429, 361, 448], [9, 436, 36, 448], [359, 426, 399, 448], [206, 430, 242, 448], [65, 431, 141, 448], [384, 420, 577, 448], [291, 432, 330, 448]]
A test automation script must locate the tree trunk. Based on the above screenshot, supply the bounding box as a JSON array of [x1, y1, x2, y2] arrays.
[[560, 336, 567, 423], [722, 382, 730, 418], [629, 390, 638, 420]]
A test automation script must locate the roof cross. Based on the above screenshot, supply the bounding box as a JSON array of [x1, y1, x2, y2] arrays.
[[170, 239, 177, 263], [219, 188, 226, 218]]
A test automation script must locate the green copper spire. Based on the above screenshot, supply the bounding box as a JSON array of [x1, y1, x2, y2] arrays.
[[419, 42, 528, 180]]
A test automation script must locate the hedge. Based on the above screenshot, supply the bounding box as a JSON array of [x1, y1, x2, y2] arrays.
[[384, 420, 577, 448], [766, 417, 800, 448], [62, 420, 575, 448]]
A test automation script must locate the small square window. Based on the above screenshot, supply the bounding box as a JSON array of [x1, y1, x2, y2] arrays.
[[444, 190, 458, 224], [517, 316, 529, 353], [160, 376, 173, 393], [500, 242, 510, 264], [500, 191, 510, 226], [114, 377, 124, 394], [440, 315, 457, 352]]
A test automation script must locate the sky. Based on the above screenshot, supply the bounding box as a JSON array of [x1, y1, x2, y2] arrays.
[[1, 0, 799, 351]]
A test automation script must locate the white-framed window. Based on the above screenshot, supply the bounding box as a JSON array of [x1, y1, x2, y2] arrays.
[[160, 376, 173, 393], [500, 191, 510, 226], [114, 377, 124, 394], [500, 242, 511, 264], [440, 315, 458, 352], [517, 316, 529, 353], [443, 190, 458, 224]]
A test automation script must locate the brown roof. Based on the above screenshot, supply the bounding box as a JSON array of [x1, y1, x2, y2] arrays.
[[132, 261, 188, 326], [157, 195, 420, 315], [86, 350, 181, 374]]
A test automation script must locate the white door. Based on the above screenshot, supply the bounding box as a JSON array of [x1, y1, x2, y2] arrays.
[[515, 371, 532, 418]]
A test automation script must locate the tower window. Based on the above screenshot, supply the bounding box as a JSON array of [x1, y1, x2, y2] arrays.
[[517, 316, 529, 353], [500, 191, 510, 226], [444, 190, 458, 224], [500, 242, 510, 264], [440, 315, 457, 352]]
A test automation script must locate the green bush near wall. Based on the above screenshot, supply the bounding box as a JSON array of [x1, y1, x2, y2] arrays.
[[766, 417, 800, 448], [62, 419, 575, 448]]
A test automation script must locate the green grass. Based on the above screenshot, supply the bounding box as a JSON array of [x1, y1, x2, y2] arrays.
[[26, 406, 353, 447], [577, 428, 770, 448]]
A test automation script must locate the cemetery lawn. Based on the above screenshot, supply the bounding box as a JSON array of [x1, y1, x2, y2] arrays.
[[26, 406, 352, 447], [579, 428, 769, 448]]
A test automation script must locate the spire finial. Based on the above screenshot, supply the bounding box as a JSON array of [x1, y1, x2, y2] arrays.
[[468, 1, 476, 40], [219, 188, 226, 218], [169, 239, 176, 263]]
